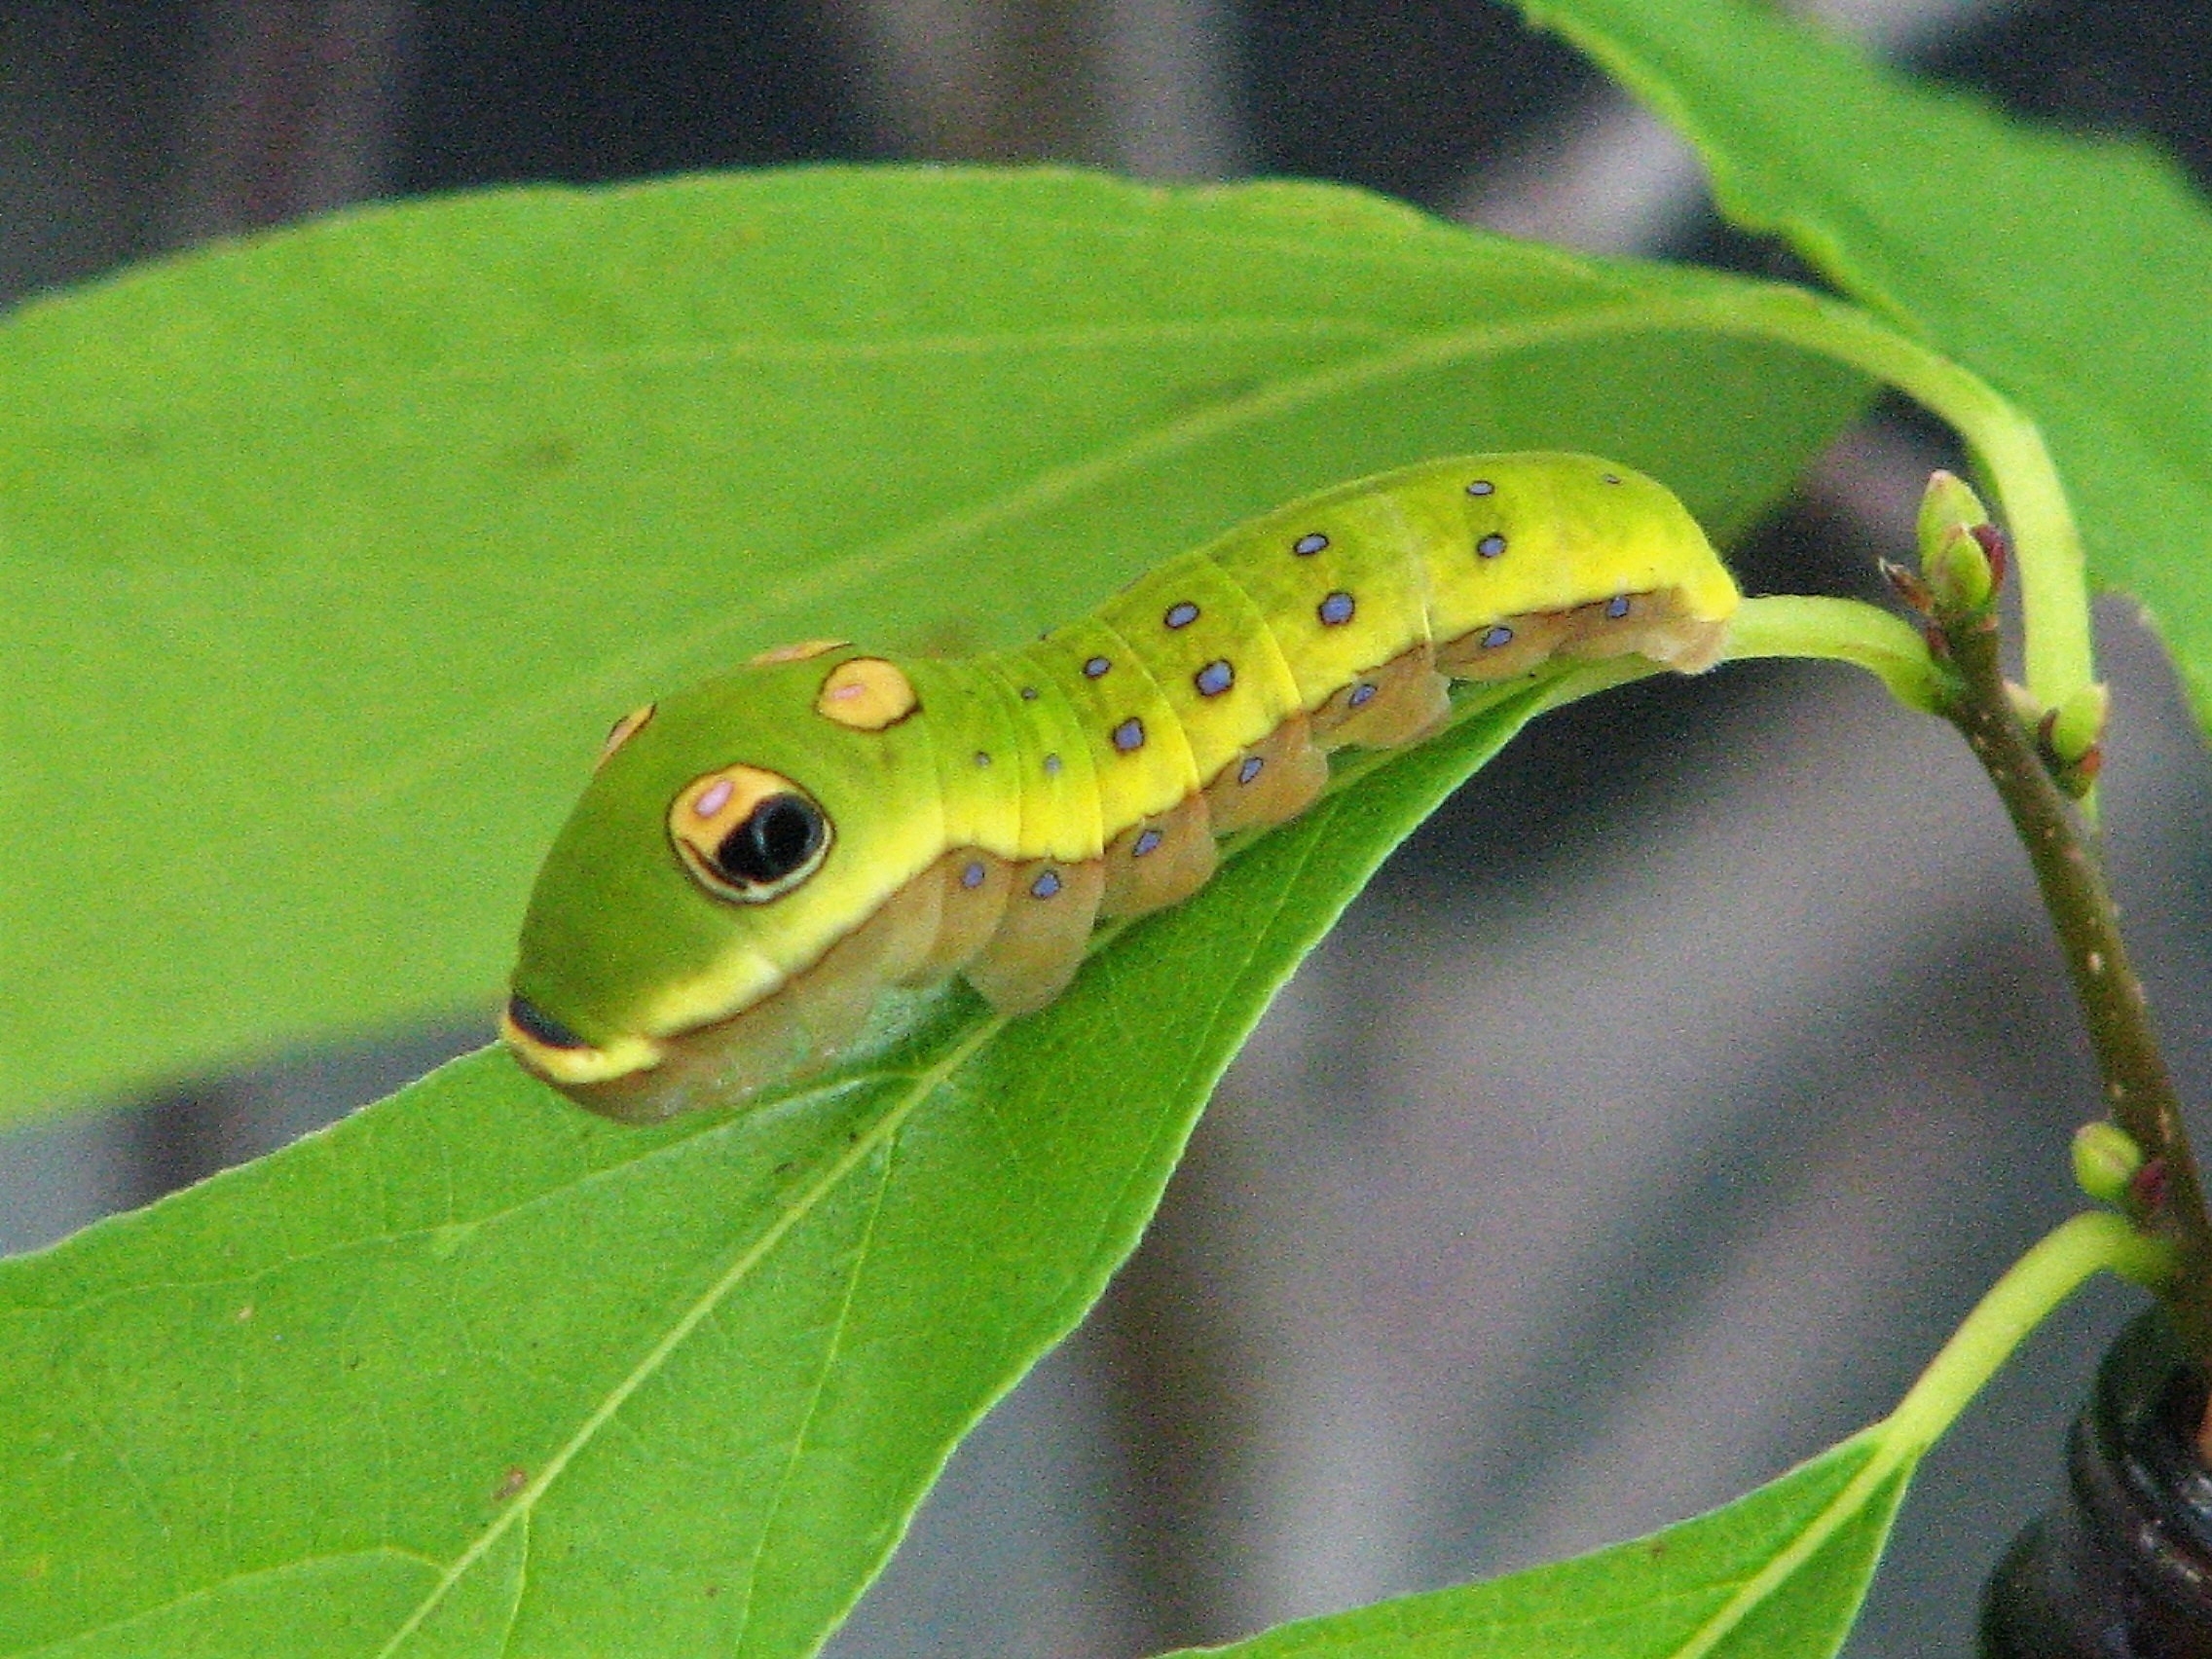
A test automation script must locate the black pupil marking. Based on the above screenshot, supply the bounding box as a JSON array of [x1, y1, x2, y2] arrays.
[[1113, 718, 1145, 753], [1477, 534, 1506, 559], [716, 793, 824, 886], [1293, 533, 1328, 556], [1467, 480, 1494, 497], [1164, 602, 1198, 629], [508, 993, 587, 1051], [1318, 591, 1354, 626], [1084, 656, 1111, 678], [1195, 660, 1234, 697]]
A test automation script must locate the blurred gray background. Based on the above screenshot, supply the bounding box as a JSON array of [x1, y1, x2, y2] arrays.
[[4, 3, 2209, 1654]]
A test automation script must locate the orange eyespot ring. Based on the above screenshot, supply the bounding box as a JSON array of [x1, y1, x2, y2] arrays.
[[595, 703, 656, 771], [670, 764, 832, 903]]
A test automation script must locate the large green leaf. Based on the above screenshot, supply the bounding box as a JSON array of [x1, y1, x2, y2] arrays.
[[1519, 0, 2212, 723], [0, 167, 1867, 1124], [0, 669, 1612, 1659]]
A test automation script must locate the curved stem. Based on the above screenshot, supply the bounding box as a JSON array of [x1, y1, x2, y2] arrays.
[[1887, 1211, 2173, 1451], [1722, 593, 1943, 712], [1660, 283, 2092, 716], [1676, 1215, 2170, 1659]]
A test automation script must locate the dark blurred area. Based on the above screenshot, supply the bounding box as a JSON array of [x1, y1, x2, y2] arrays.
[[5, 4, 2210, 1656]]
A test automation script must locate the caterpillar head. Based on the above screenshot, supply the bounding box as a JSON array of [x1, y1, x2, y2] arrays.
[[503, 645, 940, 1121]]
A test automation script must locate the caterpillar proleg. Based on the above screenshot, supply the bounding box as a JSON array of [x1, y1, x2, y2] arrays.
[[503, 453, 1739, 1122]]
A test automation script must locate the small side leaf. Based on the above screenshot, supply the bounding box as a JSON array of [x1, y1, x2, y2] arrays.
[[1158, 1211, 2172, 1659], [1156, 1430, 1903, 1659]]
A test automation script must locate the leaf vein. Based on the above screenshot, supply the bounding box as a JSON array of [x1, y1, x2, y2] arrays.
[[364, 1025, 1002, 1657]]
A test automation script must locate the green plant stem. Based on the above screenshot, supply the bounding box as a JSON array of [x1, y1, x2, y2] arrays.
[[1937, 600, 2212, 1373], [1886, 1211, 2173, 1450], [1667, 1213, 2168, 1659], [1671, 285, 2092, 719], [1722, 593, 1943, 712]]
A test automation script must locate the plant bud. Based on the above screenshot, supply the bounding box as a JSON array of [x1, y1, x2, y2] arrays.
[[1917, 469, 1991, 556], [1917, 471, 1998, 612], [2047, 682, 2111, 765], [2072, 1120, 2146, 1206]]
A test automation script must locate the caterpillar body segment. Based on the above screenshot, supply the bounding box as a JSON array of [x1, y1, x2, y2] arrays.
[[503, 453, 1739, 1122]]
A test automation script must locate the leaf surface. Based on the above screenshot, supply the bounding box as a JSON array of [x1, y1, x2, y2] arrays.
[[0, 167, 1866, 1122], [3, 672, 1604, 1659]]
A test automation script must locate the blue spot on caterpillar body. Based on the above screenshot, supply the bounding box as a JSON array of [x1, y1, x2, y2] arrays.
[[504, 453, 1739, 1122]]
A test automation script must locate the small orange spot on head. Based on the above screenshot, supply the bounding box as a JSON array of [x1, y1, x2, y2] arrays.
[[595, 703, 656, 771], [814, 657, 918, 731], [749, 637, 849, 666]]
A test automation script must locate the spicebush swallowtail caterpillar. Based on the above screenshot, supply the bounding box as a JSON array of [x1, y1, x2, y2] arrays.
[[503, 453, 1739, 1123]]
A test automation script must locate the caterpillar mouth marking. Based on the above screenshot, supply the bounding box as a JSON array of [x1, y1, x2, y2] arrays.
[[506, 993, 589, 1051], [501, 992, 667, 1090]]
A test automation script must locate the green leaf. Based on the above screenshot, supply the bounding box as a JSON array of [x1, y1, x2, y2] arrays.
[[1518, 0, 2212, 725], [1150, 1211, 2171, 1659], [0, 166, 1868, 1124], [1157, 1433, 1904, 1659], [0, 670, 1598, 1659], [1141, 1208, 2172, 1659]]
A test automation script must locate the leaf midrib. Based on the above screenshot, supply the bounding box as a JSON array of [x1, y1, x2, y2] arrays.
[[366, 1018, 1006, 1658]]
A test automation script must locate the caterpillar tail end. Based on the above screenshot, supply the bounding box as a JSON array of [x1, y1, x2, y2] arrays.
[[1654, 613, 1734, 675]]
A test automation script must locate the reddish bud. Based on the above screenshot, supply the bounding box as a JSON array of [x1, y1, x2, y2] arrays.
[[2129, 1156, 2170, 1217], [1970, 522, 2010, 592], [1882, 559, 1934, 614]]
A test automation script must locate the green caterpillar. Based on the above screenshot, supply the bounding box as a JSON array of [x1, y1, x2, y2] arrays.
[[503, 453, 1739, 1123]]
